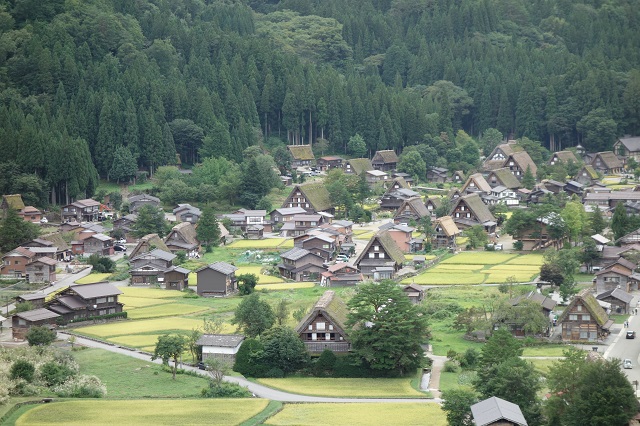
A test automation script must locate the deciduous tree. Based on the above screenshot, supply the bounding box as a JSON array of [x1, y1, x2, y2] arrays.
[[151, 334, 186, 380], [232, 293, 275, 337]]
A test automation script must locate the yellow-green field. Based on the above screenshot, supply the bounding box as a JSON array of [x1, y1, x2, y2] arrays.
[[76, 317, 207, 338], [16, 399, 269, 426], [255, 282, 316, 291], [228, 238, 291, 249], [256, 377, 424, 398], [125, 303, 209, 319], [120, 287, 182, 299], [403, 252, 544, 285], [75, 273, 111, 284], [236, 266, 285, 284], [119, 296, 173, 309], [265, 403, 446, 426]]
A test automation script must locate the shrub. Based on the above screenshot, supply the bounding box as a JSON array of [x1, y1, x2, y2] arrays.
[[54, 375, 106, 398], [201, 381, 252, 398], [443, 360, 460, 373], [233, 338, 268, 377], [459, 348, 479, 369], [446, 350, 458, 361], [313, 349, 337, 377], [39, 362, 76, 387], [14, 301, 34, 313], [26, 326, 56, 347], [513, 241, 524, 250], [10, 360, 35, 382], [264, 368, 284, 378], [87, 254, 116, 273]]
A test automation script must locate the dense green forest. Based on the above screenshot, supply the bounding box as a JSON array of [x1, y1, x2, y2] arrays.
[[0, 0, 638, 207]]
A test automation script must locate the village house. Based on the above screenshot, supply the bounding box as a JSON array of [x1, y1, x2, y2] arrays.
[[129, 234, 169, 259], [379, 223, 415, 253], [427, 166, 448, 183], [557, 288, 613, 341], [296, 290, 350, 353], [402, 283, 425, 304], [590, 151, 623, 175], [462, 173, 492, 194], [173, 204, 202, 223], [221, 209, 269, 232], [391, 172, 414, 186], [482, 140, 521, 171], [287, 145, 315, 167], [280, 214, 324, 237], [25, 257, 57, 283], [164, 222, 199, 254], [448, 187, 463, 201], [583, 191, 640, 209], [371, 150, 399, 172], [316, 156, 343, 171], [502, 151, 538, 181], [12, 308, 60, 340], [452, 170, 465, 184], [270, 207, 307, 226], [320, 263, 363, 287], [1, 247, 35, 278], [300, 235, 336, 261], [433, 216, 461, 249], [354, 231, 405, 279], [130, 249, 177, 285], [486, 168, 521, 190], [505, 291, 557, 337], [470, 396, 528, 426], [61, 198, 101, 222], [47, 282, 124, 323], [379, 187, 420, 210], [564, 180, 585, 197], [343, 158, 374, 176], [28, 235, 71, 261], [19, 206, 43, 223], [81, 233, 114, 256], [196, 262, 238, 297], [197, 334, 245, 362], [15, 292, 46, 309], [112, 214, 137, 240], [424, 197, 442, 215], [281, 183, 334, 215], [394, 197, 429, 225], [613, 136, 640, 163], [1, 194, 25, 217], [365, 169, 390, 186], [596, 287, 633, 314], [278, 247, 326, 282], [490, 186, 519, 206], [245, 224, 264, 240], [127, 193, 161, 213], [574, 164, 599, 186], [542, 179, 566, 194], [512, 213, 566, 251], [548, 150, 579, 166], [449, 193, 497, 234], [24, 245, 57, 260], [163, 265, 190, 290], [594, 257, 640, 293]]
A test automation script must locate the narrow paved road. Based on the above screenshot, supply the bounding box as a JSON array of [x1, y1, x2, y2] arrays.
[[58, 333, 442, 403]]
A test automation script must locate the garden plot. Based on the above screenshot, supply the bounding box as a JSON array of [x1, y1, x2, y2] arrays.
[[75, 317, 206, 338], [266, 403, 446, 426], [256, 377, 424, 398], [228, 238, 289, 249], [75, 273, 111, 284], [441, 252, 518, 265], [119, 296, 173, 309], [125, 303, 209, 319], [16, 399, 268, 426], [120, 287, 182, 299], [236, 266, 285, 284]]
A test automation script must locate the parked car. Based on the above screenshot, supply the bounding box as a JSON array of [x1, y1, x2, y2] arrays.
[[623, 359, 633, 369], [40, 217, 48, 224], [113, 245, 127, 252], [627, 331, 636, 339], [335, 255, 349, 263], [196, 361, 206, 370], [115, 238, 127, 245]]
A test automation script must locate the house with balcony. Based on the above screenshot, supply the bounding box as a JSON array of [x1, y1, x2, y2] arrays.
[[81, 233, 114, 256], [281, 183, 334, 215], [320, 263, 363, 287], [278, 247, 326, 282], [173, 204, 202, 223], [25, 257, 56, 283], [196, 262, 238, 297], [61, 198, 101, 222], [296, 290, 350, 353], [316, 156, 343, 171], [372, 150, 398, 172], [343, 158, 374, 176], [354, 231, 405, 279], [1, 247, 35, 278]]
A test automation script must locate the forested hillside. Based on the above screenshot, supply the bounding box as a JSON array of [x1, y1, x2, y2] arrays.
[[0, 0, 638, 207]]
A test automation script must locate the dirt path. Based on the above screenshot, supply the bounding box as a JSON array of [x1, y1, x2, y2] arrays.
[[427, 355, 447, 399]]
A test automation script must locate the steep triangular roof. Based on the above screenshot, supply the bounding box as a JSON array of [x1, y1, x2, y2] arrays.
[[462, 173, 492, 193], [295, 290, 350, 336], [394, 197, 429, 219], [2, 194, 25, 210], [355, 231, 405, 266], [591, 151, 623, 170], [617, 136, 640, 152], [130, 233, 170, 259], [549, 150, 579, 164], [346, 158, 374, 175], [372, 150, 398, 164], [297, 183, 332, 212], [452, 193, 496, 224], [576, 164, 599, 180], [488, 168, 521, 189], [471, 396, 528, 426], [505, 151, 538, 176], [557, 289, 610, 327], [287, 145, 315, 161], [435, 216, 461, 237], [167, 222, 199, 245]]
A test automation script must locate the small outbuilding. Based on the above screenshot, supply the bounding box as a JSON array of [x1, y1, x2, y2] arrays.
[[12, 308, 60, 340], [197, 334, 245, 362], [471, 396, 528, 426]]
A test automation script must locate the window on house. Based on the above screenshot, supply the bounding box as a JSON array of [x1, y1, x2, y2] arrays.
[[317, 322, 326, 331], [97, 297, 107, 304], [325, 333, 331, 340], [369, 253, 375, 259], [379, 253, 385, 259], [311, 333, 317, 341], [329, 324, 334, 331], [569, 314, 578, 320], [577, 305, 582, 311], [580, 331, 588, 339], [374, 246, 379, 251], [18, 319, 26, 326], [582, 314, 590, 321], [308, 325, 312, 330]]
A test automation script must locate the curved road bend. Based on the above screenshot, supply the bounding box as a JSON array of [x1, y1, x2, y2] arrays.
[[58, 333, 442, 403]]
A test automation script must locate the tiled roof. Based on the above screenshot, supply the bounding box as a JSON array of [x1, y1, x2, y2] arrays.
[[617, 136, 640, 153], [70, 282, 122, 299], [197, 262, 238, 275], [280, 247, 314, 261], [471, 396, 528, 426], [510, 291, 556, 311], [196, 334, 245, 347], [15, 308, 60, 322], [596, 287, 634, 304]]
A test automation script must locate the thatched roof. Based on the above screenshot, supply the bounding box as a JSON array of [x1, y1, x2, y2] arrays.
[[453, 193, 496, 224], [489, 168, 521, 189], [287, 145, 315, 161], [592, 151, 623, 170], [42, 232, 70, 251], [558, 289, 610, 327], [298, 183, 333, 212], [167, 222, 199, 245], [372, 150, 398, 164], [346, 158, 374, 175], [2, 194, 25, 210], [462, 173, 492, 193], [577, 165, 599, 180], [549, 151, 579, 164], [130, 233, 169, 258], [435, 216, 461, 237], [295, 290, 350, 335], [507, 151, 538, 176], [395, 197, 429, 219], [355, 231, 405, 266]]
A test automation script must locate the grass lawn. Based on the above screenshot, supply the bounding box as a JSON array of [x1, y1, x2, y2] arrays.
[[438, 370, 476, 393], [255, 282, 316, 291], [75, 273, 111, 284], [353, 231, 374, 241], [119, 296, 173, 309], [265, 403, 447, 426], [236, 266, 285, 284], [120, 287, 181, 298], [256, 377, 425, 398], [527, 358, 558, 376], [521, 345, 569, 357], [72, 348, 209, 398], [16, 399, 268, 426]]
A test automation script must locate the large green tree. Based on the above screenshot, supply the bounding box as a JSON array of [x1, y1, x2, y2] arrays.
[[232, 293, 275, 338], [151, 334, 186, 380], [132, 204, 167, 238], [260, 326, 309, 375], [196, 205, 221, 250], [346, 280, 430, 375], [0, 208, 40, 252]]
